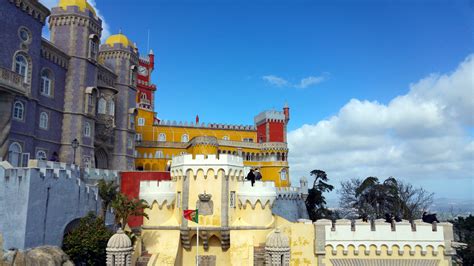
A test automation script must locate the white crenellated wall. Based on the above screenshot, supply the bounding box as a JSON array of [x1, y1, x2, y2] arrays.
[[140, 180, 176, 208], [171, 154, 244, 179], [237, 181, 277, 209], [315, 218, 454, 255]]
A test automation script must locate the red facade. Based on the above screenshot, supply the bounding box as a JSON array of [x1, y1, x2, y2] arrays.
[[120, 171, 171, 227], [268, 121, 284, 142]]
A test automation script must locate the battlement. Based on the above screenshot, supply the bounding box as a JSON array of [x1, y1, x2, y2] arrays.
[[315, 219, 454, 255], [254, 110, 286, 125], [155, 120, 256, 131], [83, 168, 119, 181], [171, 154, 245, 179], [237, 181, 277, 209], [276, 187, 302, 200], [139, 181, 176, 208]]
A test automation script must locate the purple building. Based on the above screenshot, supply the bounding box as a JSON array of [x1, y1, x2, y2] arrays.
[[0, 0, 139, 170]]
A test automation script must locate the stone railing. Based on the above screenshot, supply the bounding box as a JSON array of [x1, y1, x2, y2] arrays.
[[237, 181, 277, 209], [0, 67, 27, 95], [139, 180, 176, 208]]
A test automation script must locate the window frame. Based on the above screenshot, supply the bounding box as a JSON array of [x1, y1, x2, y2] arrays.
[[39, 111, 49, 130], [158, 133, 166, 141], [14, 54, 28, 83], [84, 121, 92, 137], [13, 101, 25, 121], [40, 68, 54, 97], [35, 149, 48, 160]]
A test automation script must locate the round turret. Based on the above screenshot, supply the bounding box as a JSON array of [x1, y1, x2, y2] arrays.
[[106, 229, 132, 265], [265, 228, 290, 265], [58, 0, 96, 15], [105, 34, 135, 48]]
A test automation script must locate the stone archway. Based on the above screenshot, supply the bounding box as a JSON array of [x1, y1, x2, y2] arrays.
[[95, 148, 109, 169]]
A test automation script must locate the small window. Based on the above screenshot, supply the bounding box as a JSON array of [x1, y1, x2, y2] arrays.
[[39, 112, 48, 129], [222, 136, 229, 140], [130, 65, 137, 86], [83, 156, 91, 168], [108, 100, 115, 116], [138, 117, 145, 126], [280, 169, 287, 180], [14, 54, 28, 82], [181, 134, 189, 143], [13, 101, 24, 120], [8, 142, 22, 167], [129, 114, 135, 129], [88, 35, 99, 60], [98, 98, 106, 114], [40, 69, 53, 96], [135, 133, 142, 141], [19, 27, 30, 43], [84, 122, 91, 137], [243, 138, 253, 142], [36, 150, 47, 160], [155, 150, 163, 158], [127, 136, 133, 148], [158, 133, 166, 141]]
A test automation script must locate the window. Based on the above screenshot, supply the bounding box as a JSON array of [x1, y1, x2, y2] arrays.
[[222, 136, 229, 140], [129, 114, 135, 129], [14, 54, 28, 82], [158, 133, 166, 141], [155, 150, 163, 158], [19, 27, 30, 43], [127, 136, 133, 149], [87, 94, 94, 113], [88, 35, 99, 60], [84, 122, 91, 137], [8, 142, 22, 167], [280, 169, 287, 181], [83, 156, 91, 168], [36, 150, 47, 160], [40, 69, 53, 96], [138, 117, 145, 126], [108, 100, 115, 116], [140, 93, 147, 101], [130, 65, 137, 86], [39, 112, 48, 129], [13, 101, 24, 120], [135, 133, 142, 141], [243, 138, 253, 142], [98, 98, 106, 114], [181, 134, 189, 143]]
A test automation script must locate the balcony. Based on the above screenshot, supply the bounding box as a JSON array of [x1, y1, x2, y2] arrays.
[[0, 67, 27, 95]]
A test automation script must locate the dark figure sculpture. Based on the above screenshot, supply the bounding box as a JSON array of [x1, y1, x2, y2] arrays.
[[422, 212, 439, 223], [385, 213, 394, 223], [254, 168, 262, 181], [50, 152, 59, 162], [246, 169, 256, 187]]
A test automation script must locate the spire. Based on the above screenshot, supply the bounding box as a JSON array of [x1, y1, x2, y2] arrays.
[[196, 115, 200, 125]]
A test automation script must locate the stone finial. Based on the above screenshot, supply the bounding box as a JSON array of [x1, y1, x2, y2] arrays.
[[265, 228, 290, 266], [106, 228, 132, 266]]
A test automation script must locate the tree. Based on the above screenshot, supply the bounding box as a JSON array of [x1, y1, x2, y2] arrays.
[[450, 215, 474, 266], [62, 212, 113, 265], [98, 179, 119, 221], [112, 193, 149, 229], [305, 170, 334, 221], [339, 177, 433, 220]]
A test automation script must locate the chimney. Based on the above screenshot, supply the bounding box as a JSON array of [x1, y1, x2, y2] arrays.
[[196, 115, 199, 125], [149, 49, 155, 70], [283, 103, 290, 123]]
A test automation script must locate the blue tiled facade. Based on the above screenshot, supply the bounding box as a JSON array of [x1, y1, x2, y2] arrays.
[[0, 0, 138, 170]]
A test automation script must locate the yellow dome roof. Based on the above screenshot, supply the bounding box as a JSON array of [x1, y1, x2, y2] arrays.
[[105, 34, 135, 48], [58, 0, 96, 16]]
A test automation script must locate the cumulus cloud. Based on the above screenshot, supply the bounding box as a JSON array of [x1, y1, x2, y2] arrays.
[[288, 55, 474, 199], [39, 0, 111, 42], [262, 74, 327, 88]]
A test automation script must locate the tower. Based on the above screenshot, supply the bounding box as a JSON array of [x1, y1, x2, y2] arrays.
[[254, 105, 289, 143], [137, 50, 156, 110], [49, 0, 102, 166], [99, 33, 139, 170]]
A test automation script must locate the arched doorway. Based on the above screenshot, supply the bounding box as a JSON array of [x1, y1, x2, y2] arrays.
[[8, 142, 22, 167], [95, 148, 108, 169]]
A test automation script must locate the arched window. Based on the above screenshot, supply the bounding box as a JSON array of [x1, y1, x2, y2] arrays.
[[14, 54, 28, 82], [88, 34, 99, 60], [108, 100, 115, 116], [84, 122, 91, 137], [181, 134, 189, 143], [40, 69, 53, 96], [8, 142, 22, 167], [13, 101, 24, 120], [36, 150, 47, 160], [158, 133, 166, 141], [130, 65, 137, 86], [222, 136, 229, 140], [280, 169, 287, 181], [141, 93, 147, 101], [39, 112, 48, 129], [98, 98, 106, 114], [155, 150, 164, 158]]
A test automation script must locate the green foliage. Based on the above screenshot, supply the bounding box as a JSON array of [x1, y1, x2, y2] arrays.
[[98, 179, 119, 220], [339, 177, 434, 220], [62, 212, 113, 265], [450, 215, 474, 266], [112, 193, 150, 229], [305, 169, 334, 221]]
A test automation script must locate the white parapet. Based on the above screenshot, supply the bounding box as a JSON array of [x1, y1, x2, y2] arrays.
[[237, 181, 277, 209], [315, 218, 452, 255], [276, 186, 301, 199], [170, 154, 244, 178], [140, 180, 176, 208]]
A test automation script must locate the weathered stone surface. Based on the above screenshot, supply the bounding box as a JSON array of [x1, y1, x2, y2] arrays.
[[1, 246, 73, 266]]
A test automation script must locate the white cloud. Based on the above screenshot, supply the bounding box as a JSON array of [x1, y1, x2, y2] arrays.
[[262, 74, 327, 88], [288, 55, 474, 199], [39, 0, 111, 42]]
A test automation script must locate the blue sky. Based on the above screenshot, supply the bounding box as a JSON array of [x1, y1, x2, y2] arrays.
[[41, 0, 474, 201]]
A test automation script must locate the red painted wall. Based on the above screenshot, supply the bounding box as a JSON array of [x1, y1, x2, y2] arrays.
[[257, 123, 266, 142], [120, 171, 171, 228], [269, 122, 284, 142]]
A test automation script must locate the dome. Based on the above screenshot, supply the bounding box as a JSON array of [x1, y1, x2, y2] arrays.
[[107, 229, 132, 250], [300, 176, 307, 182], [58, 0, 96, 16], [266, 228, 289, 249], [105, 34, 135, 48]]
